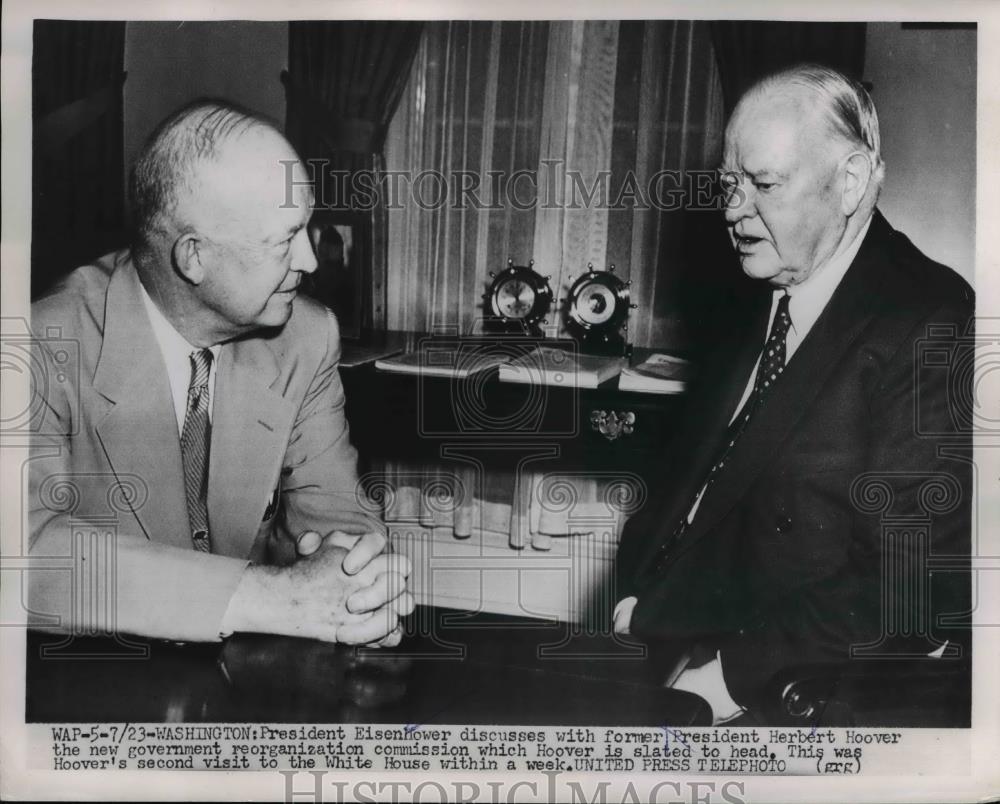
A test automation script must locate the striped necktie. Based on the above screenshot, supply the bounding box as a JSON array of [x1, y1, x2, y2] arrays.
[[181, 349, 213, 552]]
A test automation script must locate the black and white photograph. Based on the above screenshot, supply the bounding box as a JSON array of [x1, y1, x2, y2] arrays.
[[1, 1, 998, 801]]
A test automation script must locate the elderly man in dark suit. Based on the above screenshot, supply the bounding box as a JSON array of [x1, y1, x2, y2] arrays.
[[28, 101, 413, 645], [614, 64, 973, 723]]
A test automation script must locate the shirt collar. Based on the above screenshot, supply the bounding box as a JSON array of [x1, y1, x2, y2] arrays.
[[783, 213, 873, 337], [138, 281, 222, 367]]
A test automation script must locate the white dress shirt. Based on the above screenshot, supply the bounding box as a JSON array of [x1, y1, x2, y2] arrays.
[[139, 284, 222, 435], [617, 214, 873, 723]]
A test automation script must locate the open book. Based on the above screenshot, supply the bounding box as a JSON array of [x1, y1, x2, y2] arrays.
[[497, 346, 626, 389], [375, 346, 509, 379], [618, 352, 689, 394]]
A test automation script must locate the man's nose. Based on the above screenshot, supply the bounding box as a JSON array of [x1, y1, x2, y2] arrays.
[[291, 227, 318, 274], [723, 175, 754, 225]]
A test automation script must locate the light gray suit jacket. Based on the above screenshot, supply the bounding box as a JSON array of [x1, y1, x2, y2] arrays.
[[28, 251, 378, 641]]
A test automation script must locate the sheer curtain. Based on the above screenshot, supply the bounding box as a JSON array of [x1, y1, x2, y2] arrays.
[[386, 20, 725, 346], [385, 21, 549, 335], [378, 21, 725, 562]]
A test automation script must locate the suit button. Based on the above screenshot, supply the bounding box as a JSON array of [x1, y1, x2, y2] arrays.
[[776, 516, 792, 533]]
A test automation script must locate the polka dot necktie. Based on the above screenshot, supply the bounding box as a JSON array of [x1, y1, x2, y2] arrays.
[[738, 291, 792, 436], [181, 349, 213, 552], [651, 294, 792, 570]]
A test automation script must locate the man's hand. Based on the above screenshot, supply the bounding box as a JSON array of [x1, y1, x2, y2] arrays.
[[222, 540, 414, 644], [296, 529, 386, 573], [295, 529, 412, 622]]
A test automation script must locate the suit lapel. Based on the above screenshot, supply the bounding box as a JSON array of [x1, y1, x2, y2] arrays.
[[93, 260, 192, 550], [682, 290, 774, 493], [207, 334, 296, 558], [663, 214, 894, 567], [93, 257, 298, 559]]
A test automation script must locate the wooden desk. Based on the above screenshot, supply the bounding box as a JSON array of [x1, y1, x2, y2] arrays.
[[26, 608, 709, 726]]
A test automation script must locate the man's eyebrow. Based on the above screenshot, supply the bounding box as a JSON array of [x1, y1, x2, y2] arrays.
[[266, 222, 306, 244], [741, 167, 787, 182]]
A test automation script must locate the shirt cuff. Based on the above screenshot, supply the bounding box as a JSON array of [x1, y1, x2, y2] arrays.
[[218, 563, 252, 640], [671, 650, 745, 725], [613, 596, 638, 620], [613, 596, 638, 634]]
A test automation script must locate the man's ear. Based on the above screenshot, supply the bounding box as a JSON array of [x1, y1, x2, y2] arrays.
[[172, 232, 206, 285], [840, 151, 873, 216]]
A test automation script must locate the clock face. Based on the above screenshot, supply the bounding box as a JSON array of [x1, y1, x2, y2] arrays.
[[495, 278, 536, 319], [577, 283, 616, 325], [565, 269, 630, 336], [486, 263, 553, 329]]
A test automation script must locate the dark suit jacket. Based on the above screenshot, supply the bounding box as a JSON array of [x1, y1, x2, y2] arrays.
[[615, 211, 974, 708], [28, 251, 380, 641]]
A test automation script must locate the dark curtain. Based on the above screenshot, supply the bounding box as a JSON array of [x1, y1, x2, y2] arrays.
[[284, 21, 423, 334], [710, 22, 867, 113], [32, 20, 126, 299]]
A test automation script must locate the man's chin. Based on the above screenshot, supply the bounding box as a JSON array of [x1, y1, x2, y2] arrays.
[[739, 255, 782, 282], [257, 297, 296, 329]]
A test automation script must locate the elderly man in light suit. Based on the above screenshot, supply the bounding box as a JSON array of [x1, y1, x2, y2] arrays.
[[29, 101, 412, 645], [614, 65, 973, 723]]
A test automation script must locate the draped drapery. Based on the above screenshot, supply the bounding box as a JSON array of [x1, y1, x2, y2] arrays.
[[710, 21, 867, 113], [369, 462, 645, 622], [32, 20, 126, 299], [619, 21, 728, 349], [376, 23, 725, 589], [285, 21, 423, 332], [376, 464, 639, 549], [385, 21, 551, 336]]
